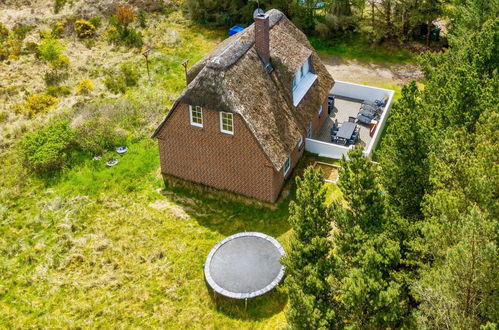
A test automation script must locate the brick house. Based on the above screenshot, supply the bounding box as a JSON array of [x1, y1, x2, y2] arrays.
[[152, 9, 335, 202]]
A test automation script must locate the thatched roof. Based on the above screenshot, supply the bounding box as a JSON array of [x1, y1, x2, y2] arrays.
[[153, 9, 334, 171]]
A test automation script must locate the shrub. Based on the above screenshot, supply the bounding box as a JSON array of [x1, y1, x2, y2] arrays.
[[104, 63, 139, 93], [122, 29, 143, 47], [89, 17, 102, 29], [19, 118, 74, 173], [44, 70, 68, 86], [50, 54, 70, 69], [75, 79, 94, 95], [12, 25, 32, 40], [137, 9, 147, 28], [74, 20, 96, 38], [23, 41, 38, 54], [54, 0, 67, 13], [114, 5, 136, 31], [314, 14, 357, 40], [104, 75, 126, 94], [120, 63, 139, 87], [23, 94, 59, 116], [51, 21, 65, 38], [46, 85, 71, 97], [0, 23, 9, 42], [37, 38, 64, 62]]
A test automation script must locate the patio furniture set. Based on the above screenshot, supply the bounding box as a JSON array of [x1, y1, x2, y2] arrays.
[[330, 120, 360, 146], [330, 96, 388, 146]]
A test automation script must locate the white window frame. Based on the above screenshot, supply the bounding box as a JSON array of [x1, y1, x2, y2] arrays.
[[189, 105, 203, 127], [292, 56, 317, 106], [307, 123, 312, 138], [283, 154, 291, 176], [297, 136, 304, 149], [318, 104, 323, 116], [220, 112, 234, 135]]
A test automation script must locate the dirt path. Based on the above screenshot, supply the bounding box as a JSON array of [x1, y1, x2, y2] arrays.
[[321, 55, 423, 88]]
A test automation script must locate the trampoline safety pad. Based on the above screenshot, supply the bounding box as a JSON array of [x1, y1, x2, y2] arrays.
[[204, 232, 286, 299]]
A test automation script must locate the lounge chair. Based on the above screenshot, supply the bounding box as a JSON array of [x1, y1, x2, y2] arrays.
[[357, 114, 372, 125]]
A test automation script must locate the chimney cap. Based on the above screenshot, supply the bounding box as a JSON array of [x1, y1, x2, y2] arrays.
[[253, 8, 265, 19]]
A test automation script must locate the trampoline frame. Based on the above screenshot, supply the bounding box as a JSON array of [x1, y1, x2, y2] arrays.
[[204, 232, 286, 299]]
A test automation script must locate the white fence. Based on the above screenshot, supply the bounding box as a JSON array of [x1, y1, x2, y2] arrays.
[[305, 81, 395, 159], [305, 138, 353, 160]]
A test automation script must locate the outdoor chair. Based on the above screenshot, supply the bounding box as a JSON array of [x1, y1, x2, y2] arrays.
[[357, 114, 372, 125]]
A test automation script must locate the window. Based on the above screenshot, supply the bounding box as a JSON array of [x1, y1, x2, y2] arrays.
[[297, 136, 304, 149], [318, 104, 323, 116], [292, 56, 317, 106], [307, 123, 312, 138], [189, 105, 203, 127], [220, 112, 234, 135], [283, 155, 291, 176]]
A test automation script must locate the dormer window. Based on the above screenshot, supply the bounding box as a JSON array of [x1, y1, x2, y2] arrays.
[[292, 56, 318, 106], [189, 105, 203, 127]]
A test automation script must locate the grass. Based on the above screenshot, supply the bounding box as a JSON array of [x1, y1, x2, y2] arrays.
[[0, 137, 345, 328], [0, 8, 413, 327], [310, 35, 416, 64]]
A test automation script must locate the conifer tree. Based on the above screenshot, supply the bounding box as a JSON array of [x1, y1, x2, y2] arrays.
[[282, 167, 335, 329], [331, 148, 406, 328], [379, 82, 428, 220]]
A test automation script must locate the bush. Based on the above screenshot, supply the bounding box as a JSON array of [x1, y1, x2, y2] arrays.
[[104, 63, 139, 93], [137, 9, 147, 28], [74, 20, 96, 38], [75, 79, 94, 95], [0, 23, 9, 42], [314, 14, 357, 40], [12, 25, 32, 40], [120, 63, 139, 87], [37, 38, 64, 62], [114, 5, 136, 30], [89, 17, 102, 29], [54, 0, 67, 13], [19, 118, 74, 173], [23, 94, 59, 116], [104, 75, 126, 94], [46, 85, 71, 97], [44, 70, 68, 86], [122, 28, 143, 47], [51, 21, 65, 38]]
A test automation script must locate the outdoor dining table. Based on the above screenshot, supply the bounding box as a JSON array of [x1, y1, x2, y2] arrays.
[[336, 121, 357, 140]]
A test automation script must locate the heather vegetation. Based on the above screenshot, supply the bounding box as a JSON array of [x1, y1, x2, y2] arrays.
[[0, 0, 496, 328]]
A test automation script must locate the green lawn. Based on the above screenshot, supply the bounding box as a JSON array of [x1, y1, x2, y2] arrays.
[[311, 36, 416, 64], [0, 137, 348, 327], [0, 10, 411, 327]]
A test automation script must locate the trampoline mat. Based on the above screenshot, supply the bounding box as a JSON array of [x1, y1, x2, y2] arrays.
[[206, 233, 285, 298]]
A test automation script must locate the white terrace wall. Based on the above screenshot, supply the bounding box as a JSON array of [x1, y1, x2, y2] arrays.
[[305, 138, 353, 160], [305, 81, 395, 160]]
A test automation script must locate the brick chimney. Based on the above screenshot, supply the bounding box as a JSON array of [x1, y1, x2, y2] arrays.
[[255, 13, 273, 72]]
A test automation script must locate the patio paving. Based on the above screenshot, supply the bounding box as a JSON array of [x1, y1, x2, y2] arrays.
[[315, 96, 373, 148]]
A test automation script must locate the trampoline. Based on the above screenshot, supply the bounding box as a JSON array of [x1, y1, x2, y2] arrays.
[[204, 232, 285, 299]]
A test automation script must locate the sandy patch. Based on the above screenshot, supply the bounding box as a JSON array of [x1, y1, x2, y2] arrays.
[[321, 56, 423, 87], [149, 199, 190, 220]]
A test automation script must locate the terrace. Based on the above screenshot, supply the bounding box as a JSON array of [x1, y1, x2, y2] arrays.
[[305, 81, 395, 160]]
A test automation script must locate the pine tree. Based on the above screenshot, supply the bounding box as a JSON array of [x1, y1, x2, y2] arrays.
[[331, 147, 407, 328], [338, 146, 386, 231], [282, 167, 335, 329], [379, 82, 428, 220]]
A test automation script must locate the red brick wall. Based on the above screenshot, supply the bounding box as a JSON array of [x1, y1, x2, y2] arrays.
[[157, 104, 278, 202], [156, 96, 328, 203]]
